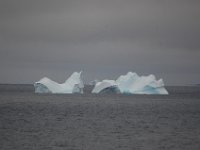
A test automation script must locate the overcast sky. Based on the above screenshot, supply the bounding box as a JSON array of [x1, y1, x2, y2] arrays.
[[0, 0, 200, 85]]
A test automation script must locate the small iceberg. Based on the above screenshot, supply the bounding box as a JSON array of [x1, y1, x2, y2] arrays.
[[34, 72, 84, 94], [92, 72, 168, 94]]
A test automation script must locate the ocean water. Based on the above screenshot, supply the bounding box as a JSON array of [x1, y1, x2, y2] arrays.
[[0, 84, 200, 150], [0, 84, 200, 94]]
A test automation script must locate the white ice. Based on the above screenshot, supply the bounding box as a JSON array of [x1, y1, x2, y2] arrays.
[[34, 71, 84, 94], [92, 72, 168, 94]]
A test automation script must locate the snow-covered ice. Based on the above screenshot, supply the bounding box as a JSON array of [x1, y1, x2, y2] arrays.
[[92, 72, 168, 94], [34, 72, 84, 94]]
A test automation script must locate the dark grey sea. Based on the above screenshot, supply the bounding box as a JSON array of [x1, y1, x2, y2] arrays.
[[0, 84, 200, 150]]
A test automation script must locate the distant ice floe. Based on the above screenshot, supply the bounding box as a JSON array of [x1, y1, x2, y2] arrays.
[[92, 72, 168, 94], [34, 72, 84, 94]]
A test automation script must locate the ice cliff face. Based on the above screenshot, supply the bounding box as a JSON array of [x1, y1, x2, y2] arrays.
[[34, 72, 84, 94], [92, 72, 168, 94]]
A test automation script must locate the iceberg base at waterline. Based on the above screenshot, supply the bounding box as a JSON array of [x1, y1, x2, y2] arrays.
[[34, 72, 84, 94], [92, 72, 168, 95]]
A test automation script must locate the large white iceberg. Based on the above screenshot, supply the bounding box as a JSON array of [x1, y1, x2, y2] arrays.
[[34, 72, 84, 94], [92, 72, 168, 94]]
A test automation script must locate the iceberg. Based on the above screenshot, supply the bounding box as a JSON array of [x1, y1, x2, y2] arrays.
[[92, 72, 168, 94], [34, 71, 84, 94]]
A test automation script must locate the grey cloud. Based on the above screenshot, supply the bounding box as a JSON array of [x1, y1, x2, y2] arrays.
[[0, 0, 200, 85]]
